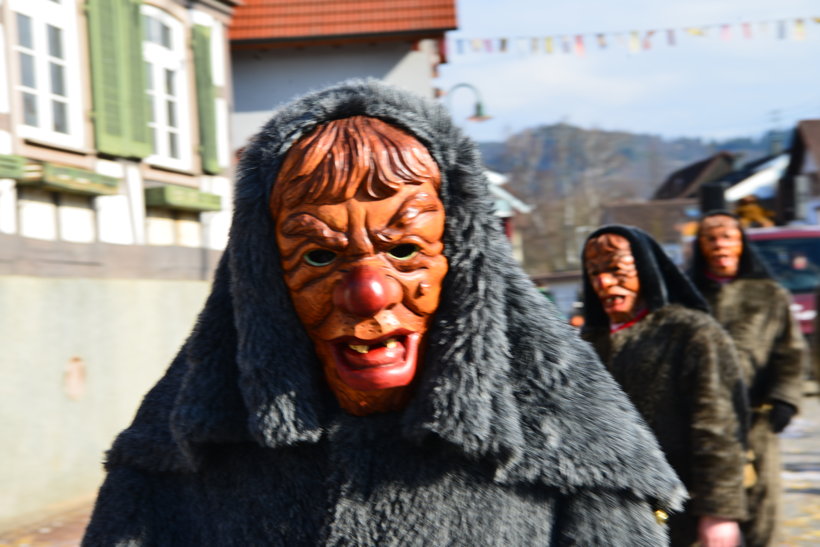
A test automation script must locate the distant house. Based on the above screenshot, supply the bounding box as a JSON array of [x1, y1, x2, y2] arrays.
[[779, 119, 820, 223], [229, 0, 457, 150], [485, 170, 532, 263], [723, 153, 789, 203], [601, 198, 700, 265], [652, 151, 736, 200]]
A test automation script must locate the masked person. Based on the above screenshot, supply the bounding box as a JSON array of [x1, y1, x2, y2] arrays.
[[691, 212, 806, 547], [581, 225, 749, 547], [82, 81, 685, 546]]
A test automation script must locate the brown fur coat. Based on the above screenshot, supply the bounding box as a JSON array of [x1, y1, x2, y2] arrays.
[[695, 277, 806, 547], [580, 225, 750, 545], [697, 278, 804, 409], [583, 304, 748, 546]]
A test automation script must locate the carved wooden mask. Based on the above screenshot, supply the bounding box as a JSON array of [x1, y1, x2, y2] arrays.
[[584, 233, 642, 324], [271, 116, 448, 415], [698, 215, 743, 278]]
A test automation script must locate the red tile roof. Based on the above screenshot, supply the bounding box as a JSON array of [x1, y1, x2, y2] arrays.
[[230, 0, 457, 43]]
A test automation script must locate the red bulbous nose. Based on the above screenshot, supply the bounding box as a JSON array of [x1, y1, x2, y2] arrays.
[[333, 266, 398, 317]]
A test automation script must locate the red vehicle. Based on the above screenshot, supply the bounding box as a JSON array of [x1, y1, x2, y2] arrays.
[[747, 225, 820, 377]]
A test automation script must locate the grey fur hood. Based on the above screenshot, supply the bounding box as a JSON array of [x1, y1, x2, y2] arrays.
[[107, 79, 685, 509]]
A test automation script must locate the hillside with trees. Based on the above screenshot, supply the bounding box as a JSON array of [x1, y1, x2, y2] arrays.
[[478, 125, 785, 274]]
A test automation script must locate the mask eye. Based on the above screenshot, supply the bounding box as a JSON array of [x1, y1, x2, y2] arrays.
[[304, 249, 337, 266], [387, 243, 420, 261]]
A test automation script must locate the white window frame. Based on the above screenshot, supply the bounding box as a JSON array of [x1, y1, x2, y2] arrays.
[[142, 5, 193, 172], [10, 0, 85, 149]]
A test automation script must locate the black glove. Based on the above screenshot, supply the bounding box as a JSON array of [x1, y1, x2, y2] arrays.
[[769, 401, 797, 433]]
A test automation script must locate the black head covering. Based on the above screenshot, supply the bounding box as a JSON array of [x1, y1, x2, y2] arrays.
[[102, 80, 684, 509], [689, 210, 772, 288], [582, 225, 708, 328]]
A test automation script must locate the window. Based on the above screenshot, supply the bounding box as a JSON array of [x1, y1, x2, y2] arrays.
[[142, 6, 192, 171], [11, 0, 84, 148]]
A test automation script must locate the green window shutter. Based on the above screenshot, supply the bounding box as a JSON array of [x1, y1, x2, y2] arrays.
[[145, 185, 221, 212], [87, 0, 150, 158], [124, 0, 152, 158], [192, 25, 219, 175], [87, 0, 127, 156]]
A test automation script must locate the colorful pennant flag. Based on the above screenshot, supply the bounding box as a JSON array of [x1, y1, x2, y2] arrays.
[[795, 19, 806, 40], [628, 31, 640, 53], [451, 15, 820, 58], [642, 30, 656, 50], [574, 35, 585, 56]]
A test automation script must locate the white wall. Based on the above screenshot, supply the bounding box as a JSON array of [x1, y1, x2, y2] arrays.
[[0, 179, 16, 234], [18, 188, 58, 240], [58, 194, 96, 243], [231, 40, 438, 149], [0, 276, 210, 527], [201, 175, 232, 250]]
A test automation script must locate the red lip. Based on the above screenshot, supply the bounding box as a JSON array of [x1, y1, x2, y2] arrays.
[[327, 330, 420, 391]]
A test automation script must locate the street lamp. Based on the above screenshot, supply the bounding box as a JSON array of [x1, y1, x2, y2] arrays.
[[443, 83, 492, 122]]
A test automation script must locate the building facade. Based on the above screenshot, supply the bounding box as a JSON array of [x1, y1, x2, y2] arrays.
[[0, 0, 236, 528], [229, 0, 457, 149]]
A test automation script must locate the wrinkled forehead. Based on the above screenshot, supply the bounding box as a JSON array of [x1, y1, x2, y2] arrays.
[[585, 233, 632, 262], [699, 215, 740, 235], [271, 116, 441, 218]]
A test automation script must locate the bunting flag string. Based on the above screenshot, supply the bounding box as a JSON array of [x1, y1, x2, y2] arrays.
[[452, 15, 819, 57]]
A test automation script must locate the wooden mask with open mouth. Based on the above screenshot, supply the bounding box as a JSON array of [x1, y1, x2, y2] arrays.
[[271, 116, 448, 416]]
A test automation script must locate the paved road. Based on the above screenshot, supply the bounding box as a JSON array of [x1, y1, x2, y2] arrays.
[[2, 396, 819, 546], [779, 394, 820, 546]]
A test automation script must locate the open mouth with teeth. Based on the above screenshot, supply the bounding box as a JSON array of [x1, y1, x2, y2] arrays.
[[328, 331, 420, 391], [603, 294, 628, 308]]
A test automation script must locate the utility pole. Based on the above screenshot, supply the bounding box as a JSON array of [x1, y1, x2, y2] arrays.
[[769, 109, 783, 155]]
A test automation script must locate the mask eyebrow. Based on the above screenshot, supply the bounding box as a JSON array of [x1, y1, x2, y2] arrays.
[[373, 192, 443, 244], [373, 192, 441, 243], [280, 213, 348, 251]]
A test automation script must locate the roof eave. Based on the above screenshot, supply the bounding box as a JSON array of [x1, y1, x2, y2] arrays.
[[230, 27, 454, 49]]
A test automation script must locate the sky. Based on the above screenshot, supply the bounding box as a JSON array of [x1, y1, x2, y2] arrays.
[[435, 0, 820, 143]]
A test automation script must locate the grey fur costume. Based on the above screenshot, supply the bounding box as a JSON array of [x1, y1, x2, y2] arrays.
[[82, 81, 685, 546], [581, 225, 749, 546], [690, 212, 806, 547]]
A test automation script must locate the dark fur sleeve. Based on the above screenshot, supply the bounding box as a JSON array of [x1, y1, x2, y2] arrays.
[[767, 286, 807, 409], [81, 467, 150, 546], [551, 490, 669, 546]]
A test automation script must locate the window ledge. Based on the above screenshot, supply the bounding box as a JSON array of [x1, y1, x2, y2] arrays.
[[23, 137, 94, 157]]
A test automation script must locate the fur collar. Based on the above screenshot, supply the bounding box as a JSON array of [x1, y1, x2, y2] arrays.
[[108, 80, 685, 509]]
